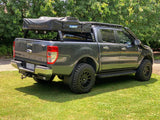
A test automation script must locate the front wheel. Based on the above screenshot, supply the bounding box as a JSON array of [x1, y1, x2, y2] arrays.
[[135, 59, 152, 81], [69, 63, 96, 94]]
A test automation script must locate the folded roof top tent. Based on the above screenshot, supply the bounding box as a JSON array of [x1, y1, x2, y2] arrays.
[[23, 16, 123, 33]]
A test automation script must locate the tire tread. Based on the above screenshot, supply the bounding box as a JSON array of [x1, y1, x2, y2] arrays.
[[135, 59, 152, 81], [69, 63, 95, 93]]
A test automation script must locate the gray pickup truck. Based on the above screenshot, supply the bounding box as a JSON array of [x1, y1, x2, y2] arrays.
[[11, 17, 153, 93]]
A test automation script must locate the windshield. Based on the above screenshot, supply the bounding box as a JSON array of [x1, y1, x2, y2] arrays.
[[124, 27, 137, 40]]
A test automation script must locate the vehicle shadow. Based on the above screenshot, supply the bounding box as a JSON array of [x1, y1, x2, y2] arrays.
[[16, 75, 158, 103]]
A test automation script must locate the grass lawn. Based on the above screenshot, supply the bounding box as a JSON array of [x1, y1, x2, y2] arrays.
[[0, 71, 160, 120]]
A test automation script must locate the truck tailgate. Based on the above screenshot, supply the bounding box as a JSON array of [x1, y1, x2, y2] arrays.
[[15, 38, 49, 66]]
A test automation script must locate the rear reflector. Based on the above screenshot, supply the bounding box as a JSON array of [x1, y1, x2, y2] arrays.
[[13, 41, 15, 58], [47, 46, 58, 64]]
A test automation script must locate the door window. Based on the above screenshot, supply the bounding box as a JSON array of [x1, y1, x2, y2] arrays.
[[100, 29, 115, 43], [116, 31, 133, 45], [62, 32, 93, 42]]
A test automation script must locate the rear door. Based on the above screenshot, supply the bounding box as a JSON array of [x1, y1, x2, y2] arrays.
[[115, 30, 140, 69], [15, 38, 49, 65], [97, 28, 122, 72]]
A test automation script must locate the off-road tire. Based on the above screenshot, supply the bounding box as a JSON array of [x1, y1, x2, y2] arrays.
[[69, 63, 96, 94], [135, 59, 152, 81]]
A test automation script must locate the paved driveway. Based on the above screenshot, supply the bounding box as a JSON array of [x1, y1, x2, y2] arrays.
[[0, 59, 160, 75], [0, 59, 17, 71], [153, 60, 160, 75]]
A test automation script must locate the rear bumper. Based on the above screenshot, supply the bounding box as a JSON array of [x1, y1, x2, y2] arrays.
[[11, 60, 52, 76]]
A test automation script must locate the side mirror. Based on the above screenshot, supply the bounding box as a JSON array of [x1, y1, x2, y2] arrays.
[[134, 39, 141, 46]]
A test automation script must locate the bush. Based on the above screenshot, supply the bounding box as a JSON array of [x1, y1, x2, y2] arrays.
[[0, 45, 12, 57]]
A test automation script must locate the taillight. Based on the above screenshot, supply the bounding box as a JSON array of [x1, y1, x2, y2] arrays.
[[13, 41, 15, 58], [47, 46, 58, 64]]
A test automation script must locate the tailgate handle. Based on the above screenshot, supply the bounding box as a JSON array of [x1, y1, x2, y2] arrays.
[[26, 49, 32, 53]]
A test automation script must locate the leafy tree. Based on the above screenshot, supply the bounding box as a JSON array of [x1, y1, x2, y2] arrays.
[[66, 0, 160, 49]]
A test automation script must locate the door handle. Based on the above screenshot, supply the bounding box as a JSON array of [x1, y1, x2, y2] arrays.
[[103, 46, 109, 50], [121, 47, 127, 51]]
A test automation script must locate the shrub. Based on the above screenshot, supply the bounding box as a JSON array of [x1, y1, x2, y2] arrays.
[[0, 45, 12, 57]]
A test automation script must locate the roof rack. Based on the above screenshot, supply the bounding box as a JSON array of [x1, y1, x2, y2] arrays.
[[23, 17, 123, 32]]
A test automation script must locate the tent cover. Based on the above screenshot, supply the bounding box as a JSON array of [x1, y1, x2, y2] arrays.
[[23, 16, 123, 33]]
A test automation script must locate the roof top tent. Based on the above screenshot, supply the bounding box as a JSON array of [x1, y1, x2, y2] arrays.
[[23, 17, 123, 33]]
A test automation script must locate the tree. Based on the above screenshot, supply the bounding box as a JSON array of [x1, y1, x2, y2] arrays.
[[66, 0, 160, 49]]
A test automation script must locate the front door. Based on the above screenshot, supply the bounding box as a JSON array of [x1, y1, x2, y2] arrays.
[[115, 30, 140, 69]]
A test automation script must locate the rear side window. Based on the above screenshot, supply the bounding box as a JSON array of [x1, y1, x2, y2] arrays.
[[100, 29, 115, 43], [62, 32, 93, 42]]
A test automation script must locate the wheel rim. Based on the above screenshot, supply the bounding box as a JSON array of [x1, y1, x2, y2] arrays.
[[79, 70, 92, 88], [143, 65, 151, 77]]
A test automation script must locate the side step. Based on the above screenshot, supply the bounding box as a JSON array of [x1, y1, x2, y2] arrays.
[[97, 70, 136, 78]]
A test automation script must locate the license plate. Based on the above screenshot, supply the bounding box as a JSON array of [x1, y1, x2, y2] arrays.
[[26, 63, 34, 70]]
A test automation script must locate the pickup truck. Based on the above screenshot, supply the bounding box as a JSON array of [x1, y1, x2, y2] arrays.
[[11, 17, 153, 93]]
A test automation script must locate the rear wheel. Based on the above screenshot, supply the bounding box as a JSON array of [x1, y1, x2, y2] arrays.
[[68, 63, 96, 94], [135, 59, 152, 81]]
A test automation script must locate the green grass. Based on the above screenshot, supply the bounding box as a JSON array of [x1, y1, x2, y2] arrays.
[[0, 71, 160, 120]]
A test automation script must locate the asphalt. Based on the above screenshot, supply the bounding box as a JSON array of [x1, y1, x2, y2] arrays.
[[0, 59, 160, 75]]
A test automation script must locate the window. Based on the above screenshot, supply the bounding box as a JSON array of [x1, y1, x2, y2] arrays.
[[62, 32, 92, 42], [100, 29, 115, 43], [116, 31, 133, 45]]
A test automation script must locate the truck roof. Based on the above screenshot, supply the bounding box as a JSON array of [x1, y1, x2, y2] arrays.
[[23, 16, 123, 33]]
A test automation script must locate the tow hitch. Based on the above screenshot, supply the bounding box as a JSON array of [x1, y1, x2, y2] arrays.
[[20, 73, 34, 80], [21, 74, 27, 79]]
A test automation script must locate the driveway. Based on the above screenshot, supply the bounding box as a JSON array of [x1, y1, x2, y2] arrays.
[[0, 59, 160, 75], [153, 60, 160, 75], [0, 59, 17, 71]]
